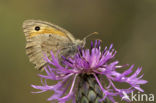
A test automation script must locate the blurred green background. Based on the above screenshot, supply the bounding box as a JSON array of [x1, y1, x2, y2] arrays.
[[0, 0, 156, 103]]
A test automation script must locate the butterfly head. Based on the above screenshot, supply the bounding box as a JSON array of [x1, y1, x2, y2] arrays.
[[75, 39, 86, 48]]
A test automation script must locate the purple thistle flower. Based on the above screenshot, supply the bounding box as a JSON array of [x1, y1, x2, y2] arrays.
[[31, 40, 147, 103]]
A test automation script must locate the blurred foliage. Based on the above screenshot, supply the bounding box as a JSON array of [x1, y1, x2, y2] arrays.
[[0, 0, 156, 103]]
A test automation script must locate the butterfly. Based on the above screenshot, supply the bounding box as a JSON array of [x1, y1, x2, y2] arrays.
[[23, 20, 96, 70]]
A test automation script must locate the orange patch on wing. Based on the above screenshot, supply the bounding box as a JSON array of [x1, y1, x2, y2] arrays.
[[30, 27, 66, 37]]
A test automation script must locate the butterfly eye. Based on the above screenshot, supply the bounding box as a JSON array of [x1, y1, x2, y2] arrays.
[[34, 26, 40, 31]]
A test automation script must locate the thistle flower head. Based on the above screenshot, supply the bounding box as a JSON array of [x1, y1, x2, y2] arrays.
[[32, 40, 147, 103]]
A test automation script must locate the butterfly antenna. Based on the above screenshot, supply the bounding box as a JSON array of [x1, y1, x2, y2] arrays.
[[82, 32, 98, 47], [83, 32, 98, 41], [85, 32, 98, 39]]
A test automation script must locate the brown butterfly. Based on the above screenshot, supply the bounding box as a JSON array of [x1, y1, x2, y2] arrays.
[[23, 20, 97, 70]]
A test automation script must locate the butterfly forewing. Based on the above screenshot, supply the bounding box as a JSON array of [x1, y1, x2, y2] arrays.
[[23, 20, 78, 70]]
